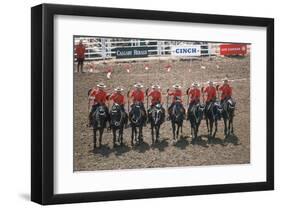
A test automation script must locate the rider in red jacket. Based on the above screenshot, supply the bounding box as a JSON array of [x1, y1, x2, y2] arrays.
[[219, 78, 232, 103], [130, 83, 147, 123], [109, 87, 126, 111], [204, 80, 217, 104], [148, 84, 162, 105], [187, 82, 201, 119], [147, 84, 165, 123], [167, 84, 184, 120], [88, 83, 109, 126]]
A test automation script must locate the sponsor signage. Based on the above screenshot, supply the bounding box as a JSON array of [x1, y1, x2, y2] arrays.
[[115, 47, 149, 59], [220, 44, 247, 56], [171, 45, 201, 56]]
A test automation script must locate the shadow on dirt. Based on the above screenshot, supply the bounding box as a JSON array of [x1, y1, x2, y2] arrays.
[[91, 144, 112, 157], [201, 135, 226, 146], [114, 143, 131, 156], [133, 141, 150, 153], [225, 134, 240, 145], [174, 135, 189, 149], [151, 138, 169, 152], [191, 136, 209, 148]]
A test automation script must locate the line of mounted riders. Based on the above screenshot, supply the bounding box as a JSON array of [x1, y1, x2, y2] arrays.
[[88, 78, 236, 149]]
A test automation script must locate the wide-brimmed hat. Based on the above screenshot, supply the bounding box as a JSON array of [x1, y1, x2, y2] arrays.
[[134, 83, 144, 88], [151, 84, 160, 89], [97, 83, 106, 88], [207, 80, 213, 85], [192, 82, 199, 87], [172, 84, 181, 89], [114, 87, 124, 92]]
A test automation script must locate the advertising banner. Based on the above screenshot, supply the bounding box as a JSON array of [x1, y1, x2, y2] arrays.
[[115, 47, 149, 59], [171, 45, 201, 56], [220, 44, 247, 56]]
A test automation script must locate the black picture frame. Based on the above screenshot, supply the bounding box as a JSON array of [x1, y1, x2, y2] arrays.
[[31, 3, 274, 205]]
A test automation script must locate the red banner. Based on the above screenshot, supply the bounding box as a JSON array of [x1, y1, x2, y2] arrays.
[[220, 44, 247, 56]]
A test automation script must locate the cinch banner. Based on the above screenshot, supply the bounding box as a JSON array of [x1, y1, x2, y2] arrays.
[[220, 44, 247, 56], [114, 47, 149, 59], [171, 45, 201, 56]]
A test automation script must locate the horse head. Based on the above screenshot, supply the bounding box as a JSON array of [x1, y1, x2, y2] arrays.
[[151, 103, 164, 125], [92, 105, 108, 128], [130, 103, 144, 126], [172, 101, 185, 122], [227, 98, 236, 110], [110, 103, 123, 128]]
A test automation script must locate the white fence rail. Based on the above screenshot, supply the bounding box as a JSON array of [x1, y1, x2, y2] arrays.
[[74, 37, 221, 61]]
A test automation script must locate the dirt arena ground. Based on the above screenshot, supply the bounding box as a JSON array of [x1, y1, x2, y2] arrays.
[[74, 56, 250, 171]]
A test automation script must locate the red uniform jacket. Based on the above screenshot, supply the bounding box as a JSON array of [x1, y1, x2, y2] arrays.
[[204, 86, 216, 102], [109, 92, 125, 105], [189, 88, 200, 103], [148, 90, 162, 105], [75, 44, 86, 59], [89, 89, 108, 105], [131, 90, 145, 103], [168, 89, 182, 103], [219, 84, 232, 100]]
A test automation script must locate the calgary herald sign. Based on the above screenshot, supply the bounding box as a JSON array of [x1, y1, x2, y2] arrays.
[[171, 45, 201, 56], [115, 47, 149, 59]]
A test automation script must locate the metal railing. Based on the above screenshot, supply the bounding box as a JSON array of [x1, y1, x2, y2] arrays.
[[74, 37, 221, 61]]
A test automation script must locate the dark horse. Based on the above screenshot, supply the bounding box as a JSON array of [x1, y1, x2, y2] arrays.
[[90, 105, 109, 149], [169, 101, 185, 143], [148, 103, 165, 144], [221, 97, 236, 137], [205, 101, 222, 139], [188, 103, 205, 140], [129, 102, 146, 146], [109, 103, 128, 147]]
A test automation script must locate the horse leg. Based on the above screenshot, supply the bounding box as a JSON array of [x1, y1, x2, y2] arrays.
[[195, 124, 198, 139], [113, 128, 117, 147], [135, 127, 138, 144], [172, 122, 176, 141], [176, 124, 180, 141], [190, 123, 194, 141], [139, 126, 143, 143], [99, 128, 104, 148], [93, 129, 97, 149], [206, 118, 210, 135], [213, 119, 218, 139], [156, 125, 160, 142], [230, 116, 234, 134], [180, 125, 183, 134], [223, 118, 228, 137], [228, 118, 231, 136], [151, 124, 155, 144], [120, 127, 124, 146], [209, 120, 213, 140], [131, 127, 134, 146]]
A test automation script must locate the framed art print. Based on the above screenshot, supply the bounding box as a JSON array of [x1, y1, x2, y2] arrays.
[[31, 3, 274, 205]]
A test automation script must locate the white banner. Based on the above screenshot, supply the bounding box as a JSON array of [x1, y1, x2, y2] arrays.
[[171, 45, 201, 56]]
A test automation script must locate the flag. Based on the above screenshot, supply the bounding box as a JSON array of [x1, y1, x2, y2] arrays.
[[164, 64, 172, 72], [106, 66, 112, 79], [144, 64, 150, 71], [124, 64, 131, 73], [106, 72, 112, 79]]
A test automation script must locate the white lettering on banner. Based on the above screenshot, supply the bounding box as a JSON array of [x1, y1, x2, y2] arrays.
[[172, 45, 201, 56]]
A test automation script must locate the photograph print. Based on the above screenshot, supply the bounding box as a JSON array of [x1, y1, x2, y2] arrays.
[[73, 36, 250, 171]]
